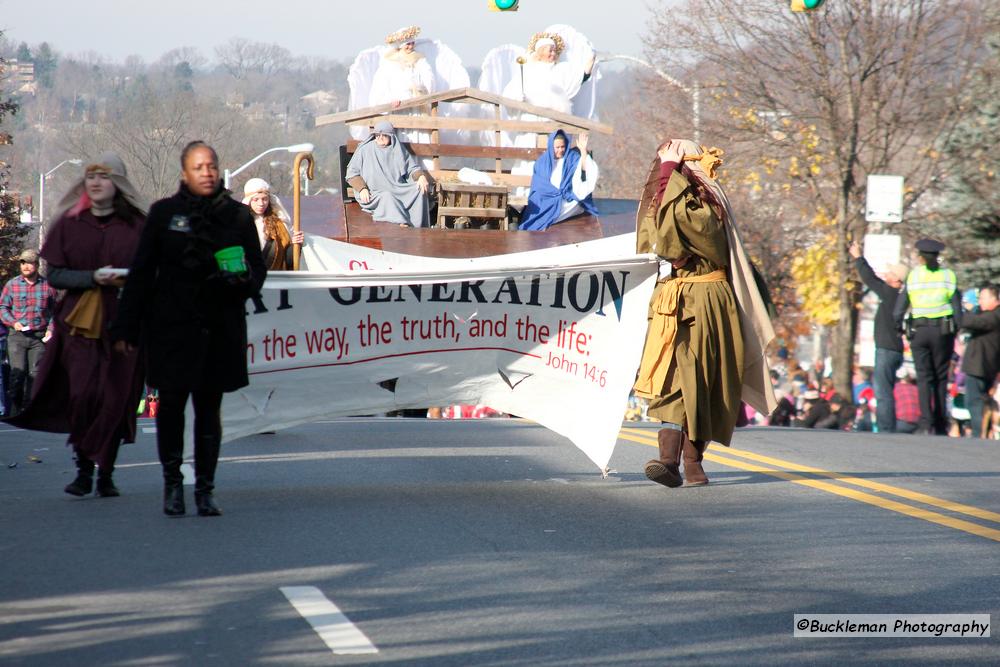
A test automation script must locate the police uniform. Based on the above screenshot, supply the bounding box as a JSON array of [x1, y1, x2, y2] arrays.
[[893, 239, 961, 435]]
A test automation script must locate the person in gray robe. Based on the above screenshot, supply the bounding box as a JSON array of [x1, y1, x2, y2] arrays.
[[346, 121, 431, 227]]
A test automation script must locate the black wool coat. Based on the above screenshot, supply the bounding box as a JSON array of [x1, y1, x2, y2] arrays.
[[960, 308, 1000, 382], [111, 183, 266, 393]]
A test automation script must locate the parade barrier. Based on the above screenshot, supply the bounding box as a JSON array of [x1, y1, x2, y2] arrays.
[[221, 234, 656, 472]]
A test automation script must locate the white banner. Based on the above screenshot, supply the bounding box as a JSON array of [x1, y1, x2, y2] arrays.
[[221, 235, 657, 471]]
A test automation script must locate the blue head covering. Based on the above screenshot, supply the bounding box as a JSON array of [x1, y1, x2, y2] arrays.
[[519, 130, 598, 231]]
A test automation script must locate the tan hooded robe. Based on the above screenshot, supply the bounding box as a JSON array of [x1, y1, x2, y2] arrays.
[[635, 144, 777, 445]]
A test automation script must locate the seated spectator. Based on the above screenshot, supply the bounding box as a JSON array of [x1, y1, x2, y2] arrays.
[[768, 389, 796, 427], [819, 377, 836, 401], [815, 393, 854, 430], [242, 178, 304, 270], [345, 121, 430, 227], [854, 368, 874, 405], [795, 389, 830, 428], [894, 373, 920, 433], [518, 130, 598, 231]]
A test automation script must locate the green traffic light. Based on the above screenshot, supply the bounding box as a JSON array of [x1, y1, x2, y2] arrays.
[[495, 0, 518, 9], [790, 0, 825, 10]]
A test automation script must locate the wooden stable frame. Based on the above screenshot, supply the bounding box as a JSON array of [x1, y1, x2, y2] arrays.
[[323, 87, 612, 196]]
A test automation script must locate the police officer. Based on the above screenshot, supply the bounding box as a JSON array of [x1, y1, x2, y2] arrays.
[[893, 239, 961, 435]]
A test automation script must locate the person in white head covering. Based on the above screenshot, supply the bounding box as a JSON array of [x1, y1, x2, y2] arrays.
[[369, 25, 435, 145], [241, 178, 304, 270], [345, 121, 431, 227], [8, 152, 147, 499], [370, 26, 435, 109], [501, 31, 595, 116]]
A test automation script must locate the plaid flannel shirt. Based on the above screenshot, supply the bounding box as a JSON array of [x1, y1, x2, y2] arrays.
[[893, 382, 921, 424], [0, 275, 57, 334]]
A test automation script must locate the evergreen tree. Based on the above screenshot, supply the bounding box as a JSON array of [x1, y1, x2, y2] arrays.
[[33, 42, 57, 88], [0, 36, 29, 281], [15, 42, 31, 62], [936, 23, 1000, 286]]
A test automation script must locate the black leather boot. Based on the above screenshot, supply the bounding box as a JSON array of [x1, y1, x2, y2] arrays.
[[64, 455, 95, 496], [194, 434, 222, 517], [163, 484, 185, 516], [158, 427, 186, 516], [95, 447, 121, 497], [96, 473, 120, 497]]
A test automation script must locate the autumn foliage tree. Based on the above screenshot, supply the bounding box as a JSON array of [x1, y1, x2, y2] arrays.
[[643, 0, 986, 396]]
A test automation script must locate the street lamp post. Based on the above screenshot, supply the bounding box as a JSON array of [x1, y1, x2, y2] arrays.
[[597, 54, 700, 144], [38, 158, 83, 224], [223, 143, 315, 190]]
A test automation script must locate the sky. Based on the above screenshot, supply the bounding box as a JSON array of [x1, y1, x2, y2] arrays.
[[0, 0, 674, 67]]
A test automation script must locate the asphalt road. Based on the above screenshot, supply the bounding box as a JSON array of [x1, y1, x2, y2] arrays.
[[1, 418, 998, 666]]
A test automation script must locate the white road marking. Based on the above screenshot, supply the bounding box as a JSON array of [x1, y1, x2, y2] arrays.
[[280, 586, 378, 655], [181, 463, 195, 485], [142, 427, 156, 433]]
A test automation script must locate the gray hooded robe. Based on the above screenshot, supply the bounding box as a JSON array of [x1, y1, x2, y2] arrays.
[[346, 121, 431, 227]]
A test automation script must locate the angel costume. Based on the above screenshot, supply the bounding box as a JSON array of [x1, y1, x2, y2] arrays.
[[348, 26, 470, 143], [345, 121, 431, 227], [369, 49, 434, 106], [480, 25, 600, 149], [501, 52, 583, 116]]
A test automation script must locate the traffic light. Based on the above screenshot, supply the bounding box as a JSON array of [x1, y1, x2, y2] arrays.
[[790, 0, 826, 10], [488, 0, 519, 11]]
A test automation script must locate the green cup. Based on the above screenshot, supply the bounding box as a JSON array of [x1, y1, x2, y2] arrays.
[[214, 245, 247, 273]]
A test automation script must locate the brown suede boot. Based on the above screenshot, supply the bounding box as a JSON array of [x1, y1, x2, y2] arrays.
[[682, 438, 709, 486], [645, 428, 683, 488]]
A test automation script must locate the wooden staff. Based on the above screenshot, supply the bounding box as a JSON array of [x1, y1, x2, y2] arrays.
[[292, 151, 314, 271]]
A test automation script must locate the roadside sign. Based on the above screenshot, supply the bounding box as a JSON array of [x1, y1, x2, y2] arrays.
[[866, 174, 904, 223], [863, 233, 902, 273]]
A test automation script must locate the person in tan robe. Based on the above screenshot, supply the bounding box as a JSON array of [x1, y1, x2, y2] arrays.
[[634, 139, 777, 488]]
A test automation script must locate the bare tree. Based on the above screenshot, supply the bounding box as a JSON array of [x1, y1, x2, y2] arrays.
[[156, 46, 208, 73], [644, 0, 985, 396], [60, 79, 253, 199], [215, 38, 292, 81]]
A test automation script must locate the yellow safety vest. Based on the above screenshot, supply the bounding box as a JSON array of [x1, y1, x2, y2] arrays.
[[906, 265, 956, 319]]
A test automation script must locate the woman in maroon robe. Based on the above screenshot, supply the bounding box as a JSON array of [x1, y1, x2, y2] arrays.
[[11, 153, 146, 497]]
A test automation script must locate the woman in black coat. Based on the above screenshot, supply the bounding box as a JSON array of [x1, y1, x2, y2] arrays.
[[112, 141, 266, 517]]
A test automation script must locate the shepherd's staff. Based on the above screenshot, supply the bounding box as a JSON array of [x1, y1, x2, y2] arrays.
[[516, 56, 526, 100], [292, 151, 314, 271]]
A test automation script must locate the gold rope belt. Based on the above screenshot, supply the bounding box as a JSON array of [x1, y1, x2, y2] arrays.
[[634, 269, 727, 398]]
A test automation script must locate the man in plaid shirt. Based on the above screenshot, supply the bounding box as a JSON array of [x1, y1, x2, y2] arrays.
[[893, 373, 921, 433], [0, 249, 56, 416]]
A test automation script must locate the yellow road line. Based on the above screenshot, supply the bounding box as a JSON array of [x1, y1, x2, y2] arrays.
[[617, 430, 1000, 543], [619, 427, 1000, 524]]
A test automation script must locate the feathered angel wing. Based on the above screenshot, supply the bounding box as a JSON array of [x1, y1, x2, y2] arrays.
[[414, 38, 473, 144], [417, 38, 470, 93], [478, 44, 526, 96], [544, 24, 599, 119], [347, 45, 383, 140], [573, 62, 601, 120]]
